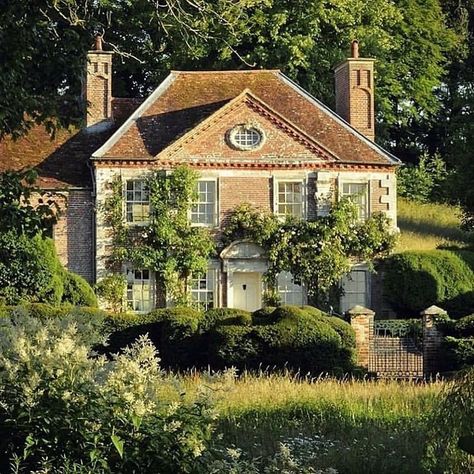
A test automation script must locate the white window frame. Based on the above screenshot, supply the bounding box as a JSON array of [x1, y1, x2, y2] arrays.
[[339, 179, 370, 221], [125, 267, 155, 313], [277, 271, 306, 306], [339, 265, 371, 313], [191, 179, 218, 227], [274, 179, 306, 219], [190, 266, 219, 310], [124, 179, 150, 225]]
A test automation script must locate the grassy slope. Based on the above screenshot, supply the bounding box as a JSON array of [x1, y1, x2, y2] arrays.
[[396, 197, 473, 252]]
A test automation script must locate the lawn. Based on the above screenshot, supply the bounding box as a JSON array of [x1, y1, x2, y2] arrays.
[[396, 197, 473, 252], [177, 372, 445, 474]]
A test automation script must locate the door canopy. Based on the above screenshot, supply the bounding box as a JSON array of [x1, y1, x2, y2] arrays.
[[220, 240, 267, 273]]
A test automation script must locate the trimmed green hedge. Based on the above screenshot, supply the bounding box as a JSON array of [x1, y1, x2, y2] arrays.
[[384, 250, 474, 317], [207, 305, 356, 373], [199, 308, 252, 332]]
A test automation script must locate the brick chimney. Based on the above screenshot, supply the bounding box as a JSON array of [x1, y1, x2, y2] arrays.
[[85, 35, 113, 130], [334, 40, 375, 141]]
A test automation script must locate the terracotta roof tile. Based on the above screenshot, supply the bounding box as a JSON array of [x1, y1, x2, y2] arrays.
[[101, 70, 397, 165], [0, 125, 115, 189]]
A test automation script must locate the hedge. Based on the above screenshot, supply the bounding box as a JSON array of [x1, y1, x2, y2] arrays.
[[384, 250, 474, 317], [0, 303, 357, 373], [207, 305, 356, 373], [199, 308, 252, 332]]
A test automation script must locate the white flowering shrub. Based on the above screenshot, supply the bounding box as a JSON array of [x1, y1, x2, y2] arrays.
[[0, 312, 215, 473]]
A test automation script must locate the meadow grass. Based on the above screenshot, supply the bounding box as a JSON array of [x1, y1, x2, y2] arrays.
[[397, 197, 473, 252], [175, 372, 446, 473]]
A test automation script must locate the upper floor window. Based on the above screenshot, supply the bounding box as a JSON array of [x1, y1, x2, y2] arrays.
[[126, 268, 153, 313], [191, 180, 217, 226], [277, 271, 305, 306], [125, 180, 150, 224], [190, 269, 217, 311], [341, 182, 368, 220], [276, 181, 304, 218]]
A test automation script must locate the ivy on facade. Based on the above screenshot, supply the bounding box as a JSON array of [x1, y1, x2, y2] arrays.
[[223, 200, 397, 307], [101, 166, 215, 306]]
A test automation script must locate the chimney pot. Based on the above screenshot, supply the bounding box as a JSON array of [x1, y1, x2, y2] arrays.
[[351, 40, 359, 59], [94, 35, 103, 51]]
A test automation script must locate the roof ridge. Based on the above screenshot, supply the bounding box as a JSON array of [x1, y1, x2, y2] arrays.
[[170, 69, 281, 74]]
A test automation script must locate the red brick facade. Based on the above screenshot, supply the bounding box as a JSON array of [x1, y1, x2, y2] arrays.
[[51, 190, 94, 282]]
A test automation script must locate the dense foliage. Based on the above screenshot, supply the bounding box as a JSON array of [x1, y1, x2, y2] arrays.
[[436, 313, 474, 369], [224, 200, 396, 306], [397, 153, 451, 203], [0, 310, 217, 473], [207, 306, 357, 374], [383, 250, 474, 316], [102, 305, 356, 374], [101, 167, 214, 306], [0, 231, 96, 307]]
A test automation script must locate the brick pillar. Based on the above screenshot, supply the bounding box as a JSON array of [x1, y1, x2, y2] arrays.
[[421, 305, 446, 376], [348, 305, 375, 369]]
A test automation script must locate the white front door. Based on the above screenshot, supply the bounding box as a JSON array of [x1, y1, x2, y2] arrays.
[[232, 272, 262, 312]]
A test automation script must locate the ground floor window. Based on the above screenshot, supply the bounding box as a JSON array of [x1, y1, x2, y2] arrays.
[[277, 271, 305, 305], [126, 268, 153, 313], [340, 268, 369, 313], [191, 269, 217, 311]]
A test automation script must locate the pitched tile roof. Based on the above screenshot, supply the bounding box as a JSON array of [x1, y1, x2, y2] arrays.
[[0, 126, 115, 189], [95, 70, 399, 166], [0, 99, 141, 189]]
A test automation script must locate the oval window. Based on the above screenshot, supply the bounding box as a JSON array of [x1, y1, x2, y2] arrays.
[[228, 126, 264, 150]]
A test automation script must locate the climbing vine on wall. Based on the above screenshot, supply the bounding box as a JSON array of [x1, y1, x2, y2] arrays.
[[101, 166, 215, 306], [223, 199, 397, 307]]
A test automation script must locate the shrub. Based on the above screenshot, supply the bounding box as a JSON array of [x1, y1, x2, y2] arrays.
[[208, 325, 259, 367], [383, 250, 474, 316], [208, 305, 355, 374], [0, 232, 64, 305], [62, 271, 98, 307], [454, 315, 474, 337], [200, 308, 252, 332], [0, 312, 216, 473], [442, 337, 474, 370], [95, 274, 127, 313]]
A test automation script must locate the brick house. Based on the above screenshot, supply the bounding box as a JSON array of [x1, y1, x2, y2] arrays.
[[0, 39, 399, 313]]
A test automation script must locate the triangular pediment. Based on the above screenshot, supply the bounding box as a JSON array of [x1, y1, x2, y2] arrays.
[[154, 89, 339, 165]]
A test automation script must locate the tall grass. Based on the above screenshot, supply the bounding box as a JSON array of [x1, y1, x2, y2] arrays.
[[175, 372, 446, 474], [397, 197, 473, 252]]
